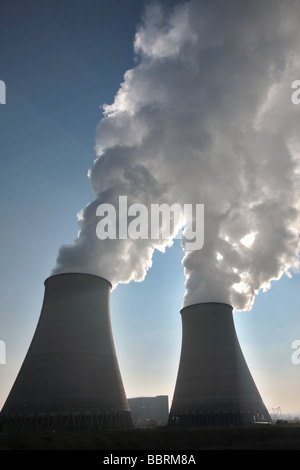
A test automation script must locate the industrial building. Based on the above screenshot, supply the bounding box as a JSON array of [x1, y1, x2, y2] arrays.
[[0, 273, 133, 435], [128, 395, 169, 427], [168, 302, 272, 427]]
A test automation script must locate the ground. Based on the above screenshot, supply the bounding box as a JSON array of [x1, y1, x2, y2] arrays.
[[0, 424, 300, 450]]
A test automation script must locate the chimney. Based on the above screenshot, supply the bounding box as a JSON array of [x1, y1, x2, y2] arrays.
[[168, 302, 272, 426], [0, 273, 133, 435]]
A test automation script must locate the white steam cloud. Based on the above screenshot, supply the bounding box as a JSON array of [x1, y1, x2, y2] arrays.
[[52, 0, 300, 311]]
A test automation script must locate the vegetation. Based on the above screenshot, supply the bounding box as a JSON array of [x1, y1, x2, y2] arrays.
[[1, 424, 300, 450]]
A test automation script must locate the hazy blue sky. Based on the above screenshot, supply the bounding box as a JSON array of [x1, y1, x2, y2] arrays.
[[0, 0, 299, 417]]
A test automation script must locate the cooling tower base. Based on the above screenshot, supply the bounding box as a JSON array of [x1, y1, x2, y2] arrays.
[[168, 410, 270, 428], [0, 410, 133, 436]]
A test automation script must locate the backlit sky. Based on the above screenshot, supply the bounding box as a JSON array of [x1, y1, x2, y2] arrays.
[[0, 0, 299, 417]]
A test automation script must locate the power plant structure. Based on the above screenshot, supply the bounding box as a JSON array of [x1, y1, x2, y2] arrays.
[[0, 273, 133, 435], [168, 302, 272, 427], [0, 276, 272, 435]]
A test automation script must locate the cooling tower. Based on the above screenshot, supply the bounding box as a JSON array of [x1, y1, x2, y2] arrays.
[[0, 273, 133, 435], [168, 302, 272, 427]]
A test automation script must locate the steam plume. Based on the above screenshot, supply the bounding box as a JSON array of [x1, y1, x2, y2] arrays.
[[53, 0, 300, 311]]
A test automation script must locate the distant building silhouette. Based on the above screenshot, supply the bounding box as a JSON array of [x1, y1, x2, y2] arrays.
[[128, 395, 169, 427]]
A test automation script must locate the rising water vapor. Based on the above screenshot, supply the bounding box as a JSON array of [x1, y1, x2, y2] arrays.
[[53, 0, 300, 311]]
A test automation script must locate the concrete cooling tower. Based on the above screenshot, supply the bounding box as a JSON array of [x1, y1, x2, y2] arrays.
[[0, 273, 133, 435], [168, 302, 272, 427]]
